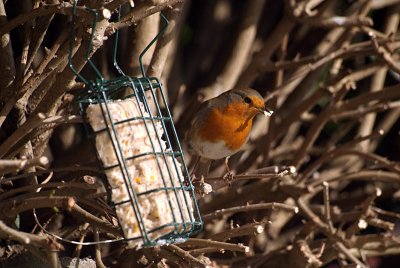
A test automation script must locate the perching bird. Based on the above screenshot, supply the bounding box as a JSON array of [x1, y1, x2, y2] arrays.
[[186, 88, 273, 177]]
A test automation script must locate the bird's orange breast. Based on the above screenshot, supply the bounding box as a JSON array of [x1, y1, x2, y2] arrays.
[[197, 102, 257, 151]]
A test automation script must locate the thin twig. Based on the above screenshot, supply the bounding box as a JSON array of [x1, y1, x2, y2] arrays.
[[332, 100, 400, 120], [371, 35, 400, 75], [210, 222, 265, 242], [0, 3, 90, 37], [334, 241, 367, 268], [93, 228, 107, 268], [163, 244, 206, 268], [0, 156, 48, 175], [2, 165, 101, 183], [178, 238, 250, 255], [322, 182, 335, 233], [70, 203, 121, 237], [202, 202, 298, 221], [309, 171, 400, 188], [106, 0, 184, 35]]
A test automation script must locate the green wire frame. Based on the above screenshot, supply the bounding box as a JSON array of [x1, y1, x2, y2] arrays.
[[68, 2, 202, 247]]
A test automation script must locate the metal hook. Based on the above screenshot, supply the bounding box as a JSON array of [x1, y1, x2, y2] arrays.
[[112, 9, 170, 78], [113, 6, 125, 76], [139, 12, 169, 78], [68, 0, 104, 86], [69, 1, 169, 84]]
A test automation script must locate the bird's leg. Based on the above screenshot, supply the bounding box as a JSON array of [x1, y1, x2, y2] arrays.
[[222, 156, 234, 186], [192, 174, 206, 196], [189, 155, 201, 176], [224, 156, 231, 173], [191, 156, 212, 179]]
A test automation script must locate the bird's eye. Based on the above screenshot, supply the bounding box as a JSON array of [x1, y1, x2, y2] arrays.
[[244, 97, 252, 104]]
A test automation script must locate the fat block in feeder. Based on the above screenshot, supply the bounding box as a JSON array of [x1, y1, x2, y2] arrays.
[[69, 1, 201, 247], [86, 97, 195, 247]]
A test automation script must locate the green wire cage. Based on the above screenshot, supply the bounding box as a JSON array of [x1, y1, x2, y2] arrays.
[[69, 2, 202, 247]]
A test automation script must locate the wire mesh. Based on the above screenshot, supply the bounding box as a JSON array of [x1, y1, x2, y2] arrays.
[[69, 1, 202, 247]]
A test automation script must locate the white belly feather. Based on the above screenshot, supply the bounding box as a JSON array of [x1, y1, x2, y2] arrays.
[[190, 139, 238, 160]]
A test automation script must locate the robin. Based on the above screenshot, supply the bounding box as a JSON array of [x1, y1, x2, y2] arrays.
[[186, 88, 273, 178]]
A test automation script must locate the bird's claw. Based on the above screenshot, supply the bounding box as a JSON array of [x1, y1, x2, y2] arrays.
[[223, 171, 234, 186]]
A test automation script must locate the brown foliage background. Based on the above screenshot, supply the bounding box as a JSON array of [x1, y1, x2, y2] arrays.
[[1, 0, 400, 267]]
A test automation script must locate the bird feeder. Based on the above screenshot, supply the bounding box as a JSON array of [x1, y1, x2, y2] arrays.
[[69, 2, 202, 247]]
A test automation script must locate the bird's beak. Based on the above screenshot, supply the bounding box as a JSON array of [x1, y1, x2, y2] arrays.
[[258, 107, 273, 117]]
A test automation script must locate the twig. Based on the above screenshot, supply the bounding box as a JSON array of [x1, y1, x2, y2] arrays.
[[0, 195, 75, 221], [147, 3, 182, 78], [344, 188, 382, 239], [371, 35, 400, 75], [46, 251, 61, 268], [292, 62, 385, 168], [2, 165, 101, 183], [202, 202, 298, 221], [334, 241, 367, 268], [35, 31, 69, 76], [72, 222, 90, 258], [263, 33, 287, 165], [0, 194, 120, 237], [372, 207, 400, 220], [24, 6, 55, 75], [93, 228, 107, 268], [210, 222, 265, 242], [261, 39, 399, 72], [106, 0, 184, 35], [69, 203, 121, 237], [235, 15, 295, 87], [319, 16, 373, 28], [203, 171, 292, 182], [0, 220, 32, 245], [285, 1, 373, 28], [292, 87, 347, 168], [338, 83, 400, 111], [0, 219, 63, 249], [29, 13, 108, 157], [298, 16, 373, 28], [0, 0, 16, 107], [164, 244, 206, 268], [199, 0, 267, 95], [23, 32, 76, 116], [296, 240, 323, 267], [15, 17, 32, 89], [0, 3, 90, 37], [0, 181, 97, 202], [123, 4, 160, 77], [0, 113, 45, 158], [274, 88, 329, 140], [0, 113, 82, 158], [244, 166, 297, 175], [328, 15, 358, 77], [266, 2, 358, 113], [0, 96, 16, 128], [178, 238, 250, 255], [322, 182, 335, 233], [299, 131, 388, 181], [309, 171, 400, 188], [370, 108, 400, 151], [297, 194, 328, 231], [0, 156, 48, 175], [366, 217, 394, 231], [371, 0, 400, 9], [104, 0, 131, 12], [0, 221, 64, 267], [332, 100, 400, 120]]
